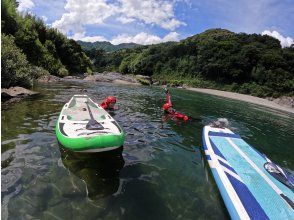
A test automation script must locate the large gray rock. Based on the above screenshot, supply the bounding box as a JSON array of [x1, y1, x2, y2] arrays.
[[1, 87, 38, 101], [84, 72, 140, 84], [37, 75, 62, 83], [63, 75, 84, 80], [84, 74, 112, 82]]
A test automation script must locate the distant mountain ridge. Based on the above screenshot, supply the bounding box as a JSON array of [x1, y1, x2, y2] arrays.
[[77, 41, 141, 52]]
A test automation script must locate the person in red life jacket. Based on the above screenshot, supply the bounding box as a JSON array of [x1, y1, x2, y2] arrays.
[[162, 88, 189, 122], [100, 96, 118, 110]]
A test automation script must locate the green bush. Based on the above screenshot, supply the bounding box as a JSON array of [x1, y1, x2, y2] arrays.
[[1, 34, 33, 88], [1, 0, 93, 80], [136, 78, 151, 85], [57, 67, 69, 77], [30, 65, 50, 79]]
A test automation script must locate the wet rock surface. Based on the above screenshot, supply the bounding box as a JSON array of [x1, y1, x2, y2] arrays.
[[63, 75, 84, 80], [84, 72, 150, 85], [1, 87, 39, 101], [37, 75, 62, 83], [37, 72, 153, 86]]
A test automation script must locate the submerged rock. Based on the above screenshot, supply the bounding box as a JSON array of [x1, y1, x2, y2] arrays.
[[1, 87, 38, 101], [1, 167, 22, 194]]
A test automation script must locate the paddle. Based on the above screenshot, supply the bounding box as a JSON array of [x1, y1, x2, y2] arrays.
[[85, 102, 104, 130]]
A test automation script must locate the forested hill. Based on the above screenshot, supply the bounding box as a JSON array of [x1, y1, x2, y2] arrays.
[[1, 0, 93, 88], [77, 41, 141, 52], [85, 29, 294, 98], [2, 0, 293, 98]]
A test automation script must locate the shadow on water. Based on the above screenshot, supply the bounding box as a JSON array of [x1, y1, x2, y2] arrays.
[[59, 145, 125, 200]]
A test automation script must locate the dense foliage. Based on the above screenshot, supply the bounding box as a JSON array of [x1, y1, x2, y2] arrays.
[[2, 0, 293, 97], [77, 41, 141, 52], [88, 29, 294, 97], [1, 34, 49, 88], [1, 0, 93, 88]]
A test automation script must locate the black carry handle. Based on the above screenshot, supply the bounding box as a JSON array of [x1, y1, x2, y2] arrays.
[[85, 102, 104, 130]]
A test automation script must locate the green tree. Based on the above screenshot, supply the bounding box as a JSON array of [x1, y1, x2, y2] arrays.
[[2, 34, 34, 88], [1, 0, 19, 35]]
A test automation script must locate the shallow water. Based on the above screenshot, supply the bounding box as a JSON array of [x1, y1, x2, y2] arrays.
[[1, 80, 294, 219]]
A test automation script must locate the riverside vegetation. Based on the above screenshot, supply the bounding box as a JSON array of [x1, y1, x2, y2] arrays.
[[82, 29, 294, 98], [1, 0, 92, 89], [1, 0, 293, 99]]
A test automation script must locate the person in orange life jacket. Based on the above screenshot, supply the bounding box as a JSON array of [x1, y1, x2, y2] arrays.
[[162, 88, 189, 122], [100, 96, 118, 110]]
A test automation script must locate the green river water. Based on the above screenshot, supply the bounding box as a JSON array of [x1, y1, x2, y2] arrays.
[[1, 80, 294, 219]]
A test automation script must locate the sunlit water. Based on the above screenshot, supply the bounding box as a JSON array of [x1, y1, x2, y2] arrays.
[[2, 80, 294, 219]]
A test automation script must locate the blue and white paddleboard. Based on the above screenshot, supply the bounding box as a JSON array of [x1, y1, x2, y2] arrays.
[[203, 126, 294, 220]]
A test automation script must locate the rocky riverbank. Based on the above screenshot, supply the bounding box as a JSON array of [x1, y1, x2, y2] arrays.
[[1, 86, 39, 102], [35, 72, 153, 86], [3, 72, 292, 113], [1, 72, 152, 101], [83, 72, 152, 85]]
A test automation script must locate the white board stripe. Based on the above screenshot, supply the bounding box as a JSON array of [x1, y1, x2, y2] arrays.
[[209, 160, 244, 183], [216, 155, 230, 166], [223, 168, 244, 183], [226, 138, 282, 193], [205, 149, 230, 166], [225, 138, 292, 208], [205, 127, 250, 220]]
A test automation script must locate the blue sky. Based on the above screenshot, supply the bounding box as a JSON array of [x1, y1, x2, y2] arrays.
[[18, 0, 294, 46]]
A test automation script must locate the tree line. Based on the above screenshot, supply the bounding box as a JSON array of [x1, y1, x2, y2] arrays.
[[84, 29, 294, 98], [2, 0, 293, 98], [1, 0, 93, 88], [77, 41, 140, 52]]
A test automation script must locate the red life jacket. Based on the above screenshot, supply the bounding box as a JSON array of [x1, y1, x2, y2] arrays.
[[163, 92, 189, 121], [100, 101, 115, 110], [166, 110, 189, 121], [100, 101, 108, 109]]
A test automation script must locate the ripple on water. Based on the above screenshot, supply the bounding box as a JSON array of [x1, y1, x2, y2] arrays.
[[1, 82, 293, 219]]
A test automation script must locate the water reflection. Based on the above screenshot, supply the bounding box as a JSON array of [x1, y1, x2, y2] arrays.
[[59, 145, 125, 199], [2, 81, 294, 219]]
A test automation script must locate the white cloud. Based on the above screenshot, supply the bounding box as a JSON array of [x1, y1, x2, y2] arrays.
[[41, 15, 48, 22], [52, 0, 185, 37], [111, 32, 180, 45], [162, 31, 180, 42], [262, 30, 293, 48], [81, 35, 107, 42], [111, 33, 161, 45], [17, 0, 35, 12], [73, 31, 180, 45], [117, 0, 185, 31], [161, 18, 183, 30], [52, 0, 118, 35], [71, 32, 108, 42], [116, 16, 136, 24]]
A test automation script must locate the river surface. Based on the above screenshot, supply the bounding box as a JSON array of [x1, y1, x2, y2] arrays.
[[2, 80, 294, 219]]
